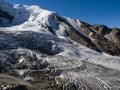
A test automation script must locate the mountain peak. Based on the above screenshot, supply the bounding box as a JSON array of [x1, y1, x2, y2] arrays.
[[0, 0, 120, 56]]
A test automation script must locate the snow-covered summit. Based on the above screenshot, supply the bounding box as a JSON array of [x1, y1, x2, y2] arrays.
[[0, 0, 53, 28], [0, 0, 83, 37]]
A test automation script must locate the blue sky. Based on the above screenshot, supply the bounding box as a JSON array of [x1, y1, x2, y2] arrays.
[[7, 0, 120, 28]]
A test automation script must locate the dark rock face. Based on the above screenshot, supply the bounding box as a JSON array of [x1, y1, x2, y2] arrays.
[[54, 15, 101, 52], [0, 60, 7, 73], [58, 19, 120, 56], [108, 28, 120, 42], [53, 16, 120, 56], [5, 85, 28, 90], [0, 9, 14, 22], [91, 25, 111, 35], [90, 24, 120, 56], [0, 61, 3, 73]]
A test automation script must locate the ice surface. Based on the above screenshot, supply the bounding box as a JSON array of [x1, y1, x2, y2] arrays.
[[0, 0, 119, 71]]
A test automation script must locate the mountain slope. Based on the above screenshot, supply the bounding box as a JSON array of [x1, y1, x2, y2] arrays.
[[1, 0, 120, 56], [0, 0, 120, 90]]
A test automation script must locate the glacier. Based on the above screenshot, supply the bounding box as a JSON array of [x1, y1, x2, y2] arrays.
[[0, 0, 120, 90]]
